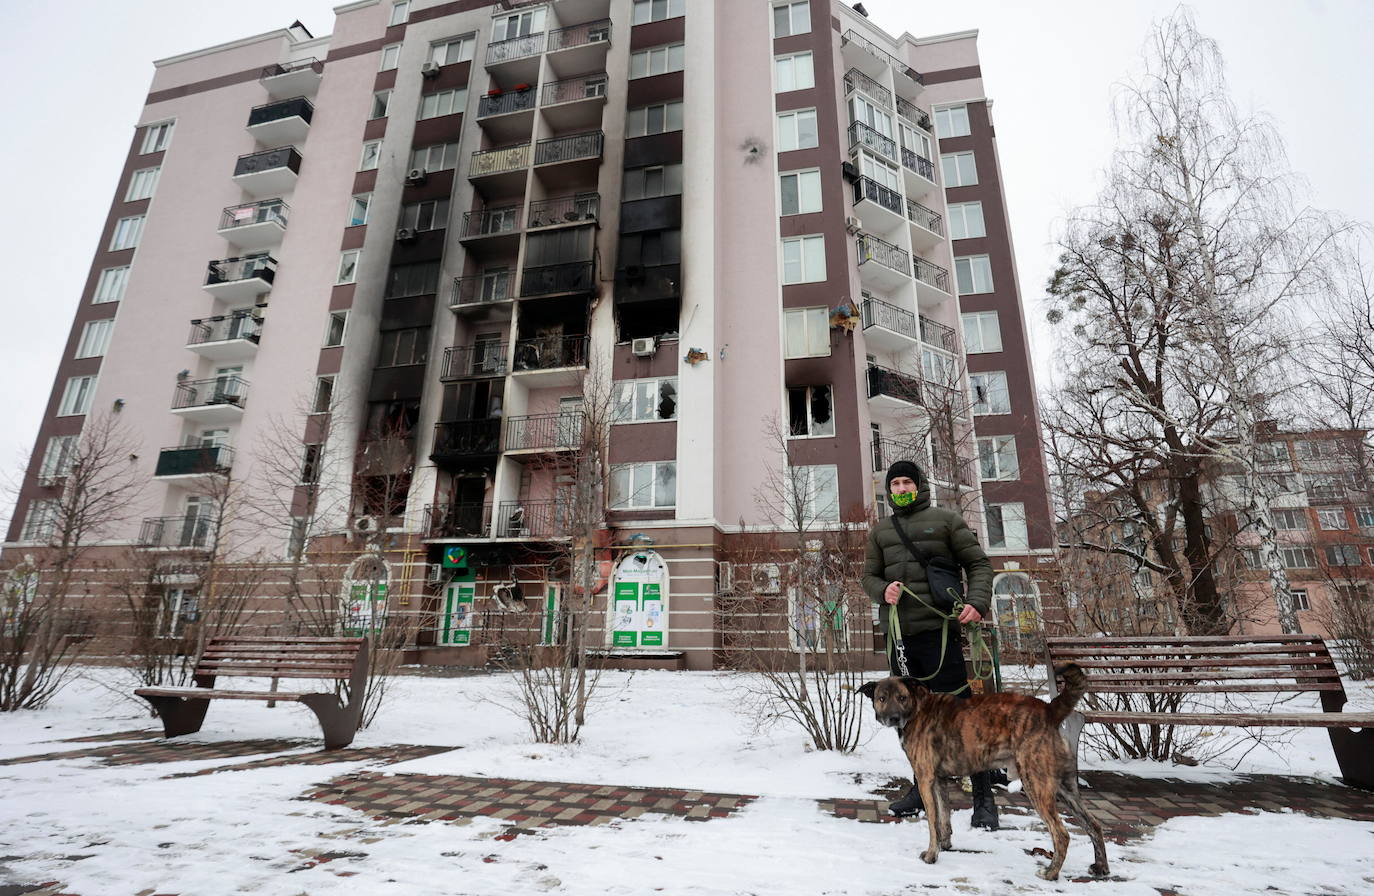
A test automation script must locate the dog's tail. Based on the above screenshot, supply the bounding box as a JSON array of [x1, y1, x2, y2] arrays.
[[1048, 663, 1088, 725]]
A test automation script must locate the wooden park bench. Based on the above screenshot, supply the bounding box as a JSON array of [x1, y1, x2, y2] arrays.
[[135, 636, 369, 750], [1045, 635, 1374, 790]]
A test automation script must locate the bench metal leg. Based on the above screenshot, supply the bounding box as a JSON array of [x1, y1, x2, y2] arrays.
[[1327, 727, 1374, 791], [141, 695, 211, 739], [298, 694, 362, 750]]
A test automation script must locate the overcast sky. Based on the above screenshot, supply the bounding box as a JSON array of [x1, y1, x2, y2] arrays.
[[1, 0, 1371, 533]]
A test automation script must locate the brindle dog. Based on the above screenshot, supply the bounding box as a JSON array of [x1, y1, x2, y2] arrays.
[[859, 664, 1109, 881]]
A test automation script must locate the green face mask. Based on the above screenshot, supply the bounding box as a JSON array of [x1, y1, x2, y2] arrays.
[[890, 490, 917, 507]]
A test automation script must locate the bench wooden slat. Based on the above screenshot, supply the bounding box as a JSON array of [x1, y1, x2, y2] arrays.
[[207, 636, 363, 646], [1085, 669, 1341, 683], [201, 649, 357, 660], [1084, 683, 1345, 694], [1052, 644, 1331, 657], [195, 666, 355, 679], [1080, 711, 1374, 729], [1048, 635, 1324, 646], [134, 688, 310, 701], [1068, 656, 1336, 670]]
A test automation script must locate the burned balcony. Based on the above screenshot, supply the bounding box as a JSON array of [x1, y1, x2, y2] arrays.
[[919, 315, 958, 352], [171, 376, 248, 424], [186, 311, 261, 361], [424, 502, 492, 539], [520, 260, 595, 297], [451, 271, 514, 312], [495, 500, 563, 538], [511, 334, 588, 387], [848, 121, 897, 163], [441, 344, 508, 380], [260, 58, 323, 99], [154, 444, 233, 479], [246, 96, 313, 146], [505, 411, 585, 453], [138, 515, 215, 550], [431, 419, 502, 469], [861, 296, 919, 351], [856, 233, 910, 290], [527, 193, 599, 228], [232, 146, 301, 197], [217, 199, 288, 252], [204, 254, 276, 301], [867, 363, 923, 410]]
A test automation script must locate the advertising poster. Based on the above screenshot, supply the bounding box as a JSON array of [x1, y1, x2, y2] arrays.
[[441, 578, 475, 646], [609, 551, 669, 649]]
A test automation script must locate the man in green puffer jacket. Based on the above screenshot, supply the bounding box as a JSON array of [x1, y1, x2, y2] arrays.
[[863, 459, 998, 829]]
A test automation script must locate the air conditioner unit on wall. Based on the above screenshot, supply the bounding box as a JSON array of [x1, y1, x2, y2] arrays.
[[631, 337, 656, 357], [405, 168, 428, 185], [351, 515, 379, 537], [718, 561, 735, 594], [845, 216, 863, 235], [421, 61, 441, 79], [396, 227, 417, 243]]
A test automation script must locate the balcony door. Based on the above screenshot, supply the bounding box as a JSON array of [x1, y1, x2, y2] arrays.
[[213, 366, 243, 402], [182, 495, 212, 548], [474, 333, 504, 375]]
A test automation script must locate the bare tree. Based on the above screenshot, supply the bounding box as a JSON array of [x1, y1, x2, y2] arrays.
[[1, 415, 142, 710], [1047, 10, 1342, 634], [715, 415, 870, 753]]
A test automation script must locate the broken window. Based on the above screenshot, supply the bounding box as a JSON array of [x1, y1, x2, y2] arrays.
[[787, 384, 833, 437], [614, 377, 678, 423]]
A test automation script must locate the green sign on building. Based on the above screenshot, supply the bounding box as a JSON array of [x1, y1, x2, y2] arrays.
[[440, 577, 475, 646]]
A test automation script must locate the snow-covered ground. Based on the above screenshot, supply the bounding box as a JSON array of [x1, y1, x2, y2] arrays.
[[1, 667, 1372, 895]]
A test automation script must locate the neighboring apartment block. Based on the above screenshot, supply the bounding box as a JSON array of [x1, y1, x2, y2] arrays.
[[6, 0, 1053, 669]]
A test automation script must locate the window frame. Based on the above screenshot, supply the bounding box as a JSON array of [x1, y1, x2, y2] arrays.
[[962, 310, 1002, 353], [985, 502, 1028, 551], [1325, 544, 1362, 567], [1291, 589, 1311, 612], [75, 319, 115, 359], [947, 201, 986, 240], [388, 0, 409, 26], [125, 167, 161, 202], [612, 377, 679, 424], [969, 371, 1010, 415], [776, 108, 819, 152], [370, 90, 392, 120], [324, 311, 348, 347], [934, 105, 970, 138], [955, 254, 994, 294], [58, 375, 97, 417], [626, 100, 685, 138], [977, 434, 1019, 481], [787, 384, 835, 439], [376, 326, 431, 368], [312, 376, 335, 415], [348, 193, 372, 227], [337, 250, 360, 285], [140, 121, 174, 154], [772, 0, 812, 38], [21, 499, 59, 543], [1354, 506, 1374, 528], [786, 463, 840, 524], [410, 142, 461, 173], [774, 50, 815, 93], [429, 35, 475, 65], [610, 461, 677, 509], [778, 168, 822, 216], [93, 266, 129, 304], [359, 140, 383, 171], [379, 43, 401, 71], [1316, 507, 1348, 530], [109, 215, 145, 251], [623, 163, 684, 201], [631, 0, 686, 26], [940, 151, 978, 187], [630, 42, 686, 80], [398, 198, 451, 232], [780, 234, 826, 285], [38, 435, 78, 484], [418, 87, 467, 120], [783, 307, 830, 359]]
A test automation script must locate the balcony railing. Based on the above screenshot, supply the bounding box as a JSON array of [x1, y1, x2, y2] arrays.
[[931, 453, 976, 488], [232, 146, 302, 178], [541, 73, 608, 106], [432, 419, 502, 457], [259, 58, 322, 81], [505, 411, 585, 451], [919, 315, 958, 352], [477, 88, 537, 117], [872, 437, 921, 472], [906, 199, 943, 235], [527, 193, 600, 227], [139, 515, 215, 549], [895, 96, 932, 131], [861, 297, 918, 341], [460, 205, 521, 237], [154, 445, 233, 478], [495, 500, 563, 538], [842, 68, 892, 107], [857, 233, 909, 275], [853, 176, 903, 216], [452, 271, 513, 306], [867, 364, 923, 405], [520, 260, 595, 297], [219, 199, 288, 231], [914, 256, 951, 293], [534, 130, 604, 165], [187, 312, 261, 346], [173, 376, 248, 411], [469, 143, 532, 177], [847, 121, 897, 160], [548, 18, 611, 52], [512, 334, 588, 372], [205, 255, 276, 287], [486, 32, 545, 65], [901, 147, 936, 181], [247, 96, 314, 127], [424, 502, 492, 539], [841, 30, 924, 85], [441, 344, 508, 379]]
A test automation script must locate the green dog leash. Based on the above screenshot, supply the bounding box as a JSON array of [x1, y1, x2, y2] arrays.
[[886, 584, 995, 694]]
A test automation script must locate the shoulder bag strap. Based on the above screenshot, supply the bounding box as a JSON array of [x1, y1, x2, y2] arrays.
[[891, 514, 933, 567]]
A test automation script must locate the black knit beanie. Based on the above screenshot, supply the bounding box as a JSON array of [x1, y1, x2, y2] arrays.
[[885, 460, 922, 492]]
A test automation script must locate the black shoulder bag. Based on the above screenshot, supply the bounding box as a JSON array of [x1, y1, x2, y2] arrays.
[[891, 517, 965, 614]]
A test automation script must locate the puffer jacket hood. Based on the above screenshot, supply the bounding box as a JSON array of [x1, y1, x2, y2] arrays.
[[885, 460, 929, 516]]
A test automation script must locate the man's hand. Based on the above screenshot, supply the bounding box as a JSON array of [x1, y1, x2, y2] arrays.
[[957, 604, 983, 624], [883, 581, 902, 605]]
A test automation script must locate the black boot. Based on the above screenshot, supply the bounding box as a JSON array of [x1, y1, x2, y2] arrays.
[[970, 772, 999, 830], [888, 783, 925, 818]]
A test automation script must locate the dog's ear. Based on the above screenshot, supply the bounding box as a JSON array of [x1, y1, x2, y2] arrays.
[[858, 680, 878, 699], [899, 678, 931, 699]]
